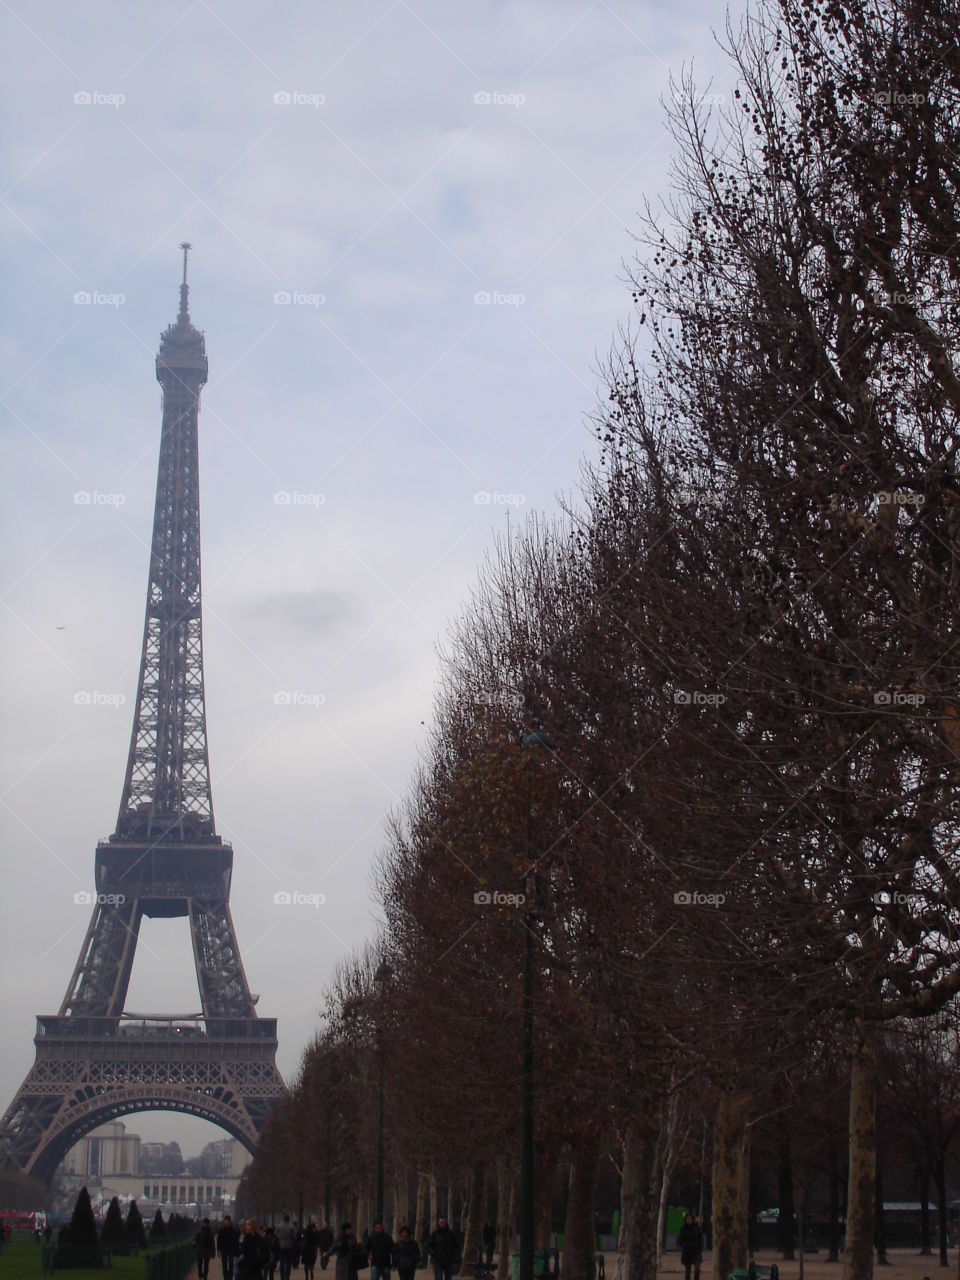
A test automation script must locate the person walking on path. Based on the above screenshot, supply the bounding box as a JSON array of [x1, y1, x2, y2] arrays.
[[369, 1221, 394, 1280], [278, 1213, 298, 1280], [677, 1213, 703, 1280], [302, 1220, 321, 1279], [264, 1225, 280, 1279], [428, 1217, 459, 1280], [195, 1217, 216, 1280], [334, 1222, 363, 1280], [393, 1225, 421, 1280], [217, 1214, 240, 1280], [318, 1222, 335, 1270], [238, 1219, 269, 1280], [481, 1222, 495, 1268]]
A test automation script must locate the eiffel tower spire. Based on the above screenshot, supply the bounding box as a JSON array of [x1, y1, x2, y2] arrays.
[[0, 251, 285, 1183]]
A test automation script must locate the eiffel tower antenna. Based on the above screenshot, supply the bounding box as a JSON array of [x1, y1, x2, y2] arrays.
[[0, 250, 285, 1183], [179, 240, 192, 321]]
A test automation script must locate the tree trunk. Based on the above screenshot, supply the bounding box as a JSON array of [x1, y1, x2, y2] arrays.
[[398, 1171, 409, 1235], [459, 1163, 487, 1277], [711, 1088, 750, 1280], [845, 1019, 878, 1280], [562, 1133, 600, 1280], [828, 1146, 841, 1263], [496, 1158, 515, 1280], [535, 1135, 561, 1253], [430, 1175, 438, 1236], [614, 1118, 661, 1280], [448, 1184, 455, 1228], [919, 1163, 931, 1255], [935, 1159, 949, 1267], [778, 1131, 795, 1260], [415, 1175, 428, 1243]]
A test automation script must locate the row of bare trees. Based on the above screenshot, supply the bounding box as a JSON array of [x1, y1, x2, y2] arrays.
[[240, 3, 960, 1280]]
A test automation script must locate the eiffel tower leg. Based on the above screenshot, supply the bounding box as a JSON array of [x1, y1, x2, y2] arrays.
[[190, 901, 256, 1019], [59, 897, 142, 1018]]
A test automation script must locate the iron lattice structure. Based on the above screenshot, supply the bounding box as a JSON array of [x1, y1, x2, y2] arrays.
[[0, 249, 286, 1183]]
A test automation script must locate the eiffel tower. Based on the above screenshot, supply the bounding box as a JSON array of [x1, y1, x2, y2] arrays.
[[0, 247, 286, 1183]]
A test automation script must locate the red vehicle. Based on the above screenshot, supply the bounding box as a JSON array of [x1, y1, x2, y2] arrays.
[[0, 1209, 39, 1233]]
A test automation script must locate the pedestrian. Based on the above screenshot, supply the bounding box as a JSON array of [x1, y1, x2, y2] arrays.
[[677, 1213, 703, 1280], [393, 1225, 421, 1280], [427, 1217, 459, 1280], [264, 1226, 280, 1279], [318, 1221, 335, 1271], [303, 1220, 321, 1279], [481, 1222, 495, 1268], [278, 1212, 297, 1280], [238, 1219, 269, 1280], [218, 1214, 240, 1280], [369, 1220, 394, 1280], [195, 1217, 217, 1280], [334, 1222, 366, 1280]]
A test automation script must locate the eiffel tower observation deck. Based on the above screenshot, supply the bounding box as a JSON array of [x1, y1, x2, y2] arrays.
[[0, 248, 286, 1183]]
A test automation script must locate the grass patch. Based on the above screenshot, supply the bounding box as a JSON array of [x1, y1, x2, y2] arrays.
[[0, 1232, 182, 1277]]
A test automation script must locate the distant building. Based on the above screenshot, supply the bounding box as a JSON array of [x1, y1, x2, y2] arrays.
[[56, 1122, 247, 1218], [59, 1121, 140, 1179]]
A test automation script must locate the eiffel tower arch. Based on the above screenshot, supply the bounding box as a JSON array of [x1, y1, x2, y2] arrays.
[[0, 248, 286, 1184]]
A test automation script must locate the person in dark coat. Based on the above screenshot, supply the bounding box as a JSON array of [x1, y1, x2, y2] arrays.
[[218, 1215, 240, 1280], [195, 1218, 217, 1280], [334, 1222, 362, 1280], [238, 1219, 270, 1280], [303, 1221, 321, 1279], [264, 1226, 280, 1279], [393, 1225, 421, 1280], [481, 1222, 495, 1267], [369, 1221, 394, 1280], [677, 1213, 703, 1280], [427, 1218, 459, 1280], [318, 1222, 335, 1271]]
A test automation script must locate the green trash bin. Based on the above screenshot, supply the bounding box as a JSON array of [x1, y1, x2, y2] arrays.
[[511, 1251, 551, 1280]]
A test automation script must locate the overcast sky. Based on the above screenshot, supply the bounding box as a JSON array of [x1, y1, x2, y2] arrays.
[[1, 0, 744, 1157]]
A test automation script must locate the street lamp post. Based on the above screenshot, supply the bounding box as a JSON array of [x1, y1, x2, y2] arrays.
[[518, 729, 554, 1280], [374, 961, 394, 1227]]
